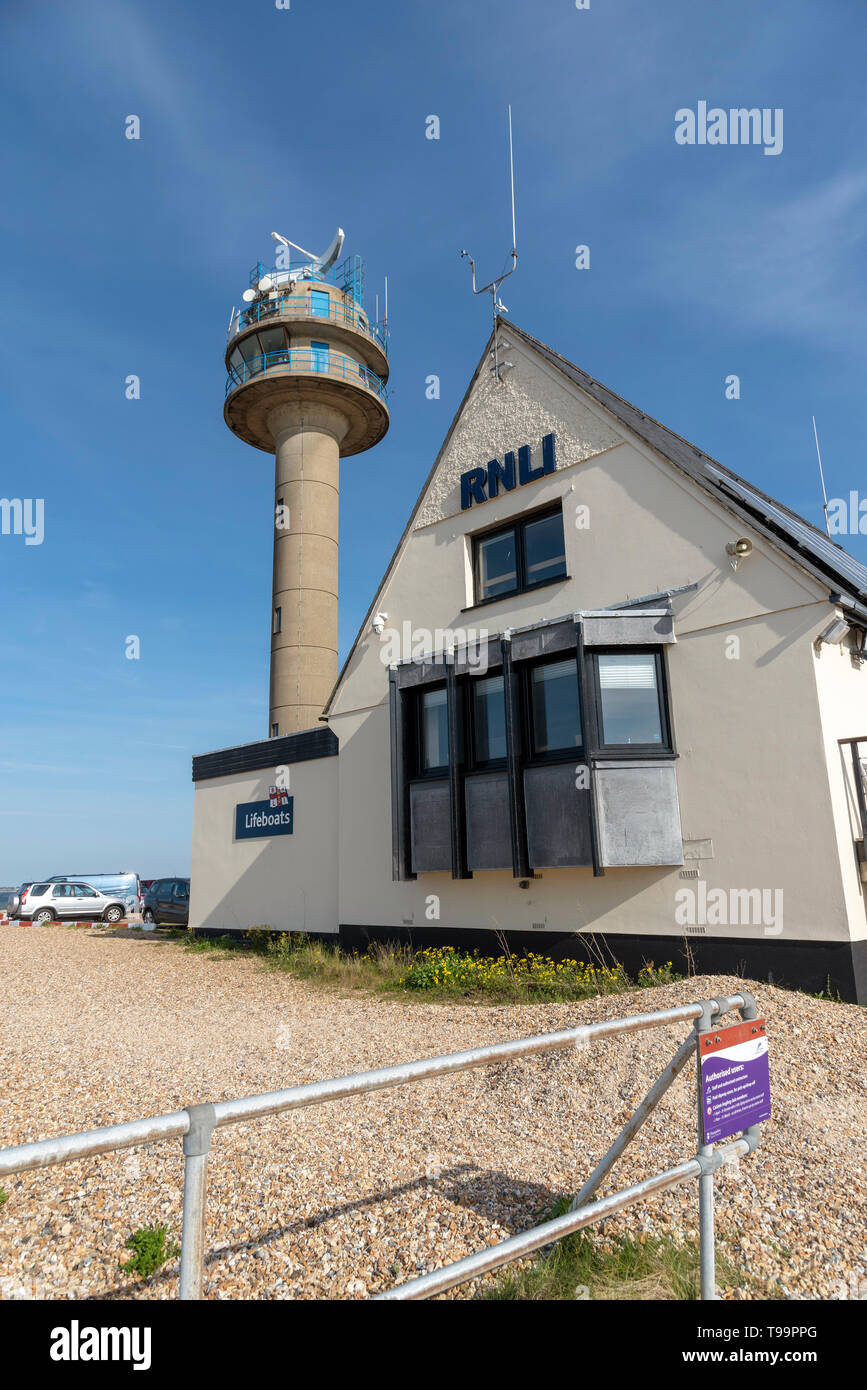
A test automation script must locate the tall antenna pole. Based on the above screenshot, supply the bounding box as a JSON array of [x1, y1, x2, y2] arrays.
[[508, 103, 517, 255], [460, 105, 518, 385], [812, 415, 831, 539], [384, 276, 389, 329]]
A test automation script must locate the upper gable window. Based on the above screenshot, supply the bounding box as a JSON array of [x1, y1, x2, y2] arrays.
[[473, 505, 566, 605]]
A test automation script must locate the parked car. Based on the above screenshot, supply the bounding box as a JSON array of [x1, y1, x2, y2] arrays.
[[14, 881, 128, 924], [142, 878, 190, 927], [48, 872, 142, 917], [4, 884, 36, 918], [0, 886, 22, 915]]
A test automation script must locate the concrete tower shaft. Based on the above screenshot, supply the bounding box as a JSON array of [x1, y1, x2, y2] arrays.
[[269, 403, 345, 734], [223, 263, 389, 736]]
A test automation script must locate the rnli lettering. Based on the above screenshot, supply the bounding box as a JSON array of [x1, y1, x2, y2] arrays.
[[460, 433, 556, 510]]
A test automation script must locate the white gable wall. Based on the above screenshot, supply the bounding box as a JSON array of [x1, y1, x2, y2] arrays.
[[330, 337, 860, 947]]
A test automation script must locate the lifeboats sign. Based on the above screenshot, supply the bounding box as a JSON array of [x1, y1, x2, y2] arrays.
[[699, 1018, 771, 1144], [460, 433, 557, 510], [234, 796, 294, 840]]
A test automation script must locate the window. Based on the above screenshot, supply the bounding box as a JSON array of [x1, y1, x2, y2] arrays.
[[595, 651, 666, 748], [237, 335, 260, 363], [310, 290, 330, 318], [52, 884, 73, 898], [173, 882, 189, 900], [74, 885, 99, 898], [311, 340, 329, 372], [258, 326, 288, 361], [419, 687, 449, 773], [273, 606, 282, 635], [528, 658, 581, 758], [524, 512, 567, 587], [470, 675, 507, 765], [473, 506, 566, 604], [271, 723, 279, 737], [476, 527, 517, 602]]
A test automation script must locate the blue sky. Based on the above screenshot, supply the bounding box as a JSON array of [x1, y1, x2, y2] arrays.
[[1, 0, 865, 880]]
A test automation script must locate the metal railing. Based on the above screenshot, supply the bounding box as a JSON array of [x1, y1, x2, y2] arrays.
[[233, 294, 388, 353], [225, 347, 388, 402], [0, 992, 761, 1301], [248, 253, 364, 305]]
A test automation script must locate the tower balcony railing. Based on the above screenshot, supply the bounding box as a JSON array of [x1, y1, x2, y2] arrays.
[[232, 293, 389, 354], [225, 347, 388, 402]]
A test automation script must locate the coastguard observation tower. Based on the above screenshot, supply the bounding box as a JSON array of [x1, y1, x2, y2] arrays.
[[224, 229, 389, 736]]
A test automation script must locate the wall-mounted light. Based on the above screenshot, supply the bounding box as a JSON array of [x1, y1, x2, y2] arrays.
[[725, 537, 753, 571]]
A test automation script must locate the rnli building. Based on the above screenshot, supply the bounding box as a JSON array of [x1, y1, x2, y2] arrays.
[[190, 304, 867, 1003]]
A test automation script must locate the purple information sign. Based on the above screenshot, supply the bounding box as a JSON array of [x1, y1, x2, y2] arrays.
[[699, 1018, 771, 1145]]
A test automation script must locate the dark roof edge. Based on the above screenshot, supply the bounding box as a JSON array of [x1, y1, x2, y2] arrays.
[[192, 726, 338, 783]]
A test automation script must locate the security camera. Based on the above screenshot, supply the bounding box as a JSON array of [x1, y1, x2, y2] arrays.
[[816, 615, 850, 647], [371, 612, 388, 635], [726, 538, 753, 571]]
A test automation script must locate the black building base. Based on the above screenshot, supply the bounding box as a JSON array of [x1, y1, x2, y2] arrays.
[[339, 924, 867, 1006]]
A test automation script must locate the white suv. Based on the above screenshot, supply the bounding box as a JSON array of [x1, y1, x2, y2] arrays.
[[16, 881, 127, 924]]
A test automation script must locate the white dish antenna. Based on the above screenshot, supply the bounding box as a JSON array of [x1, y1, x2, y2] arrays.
[[241, 288, 256, 303], [269, 226, 345, 279]]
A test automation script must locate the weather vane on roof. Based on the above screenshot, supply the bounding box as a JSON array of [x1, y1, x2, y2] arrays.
[[461, 106, 518, 384]]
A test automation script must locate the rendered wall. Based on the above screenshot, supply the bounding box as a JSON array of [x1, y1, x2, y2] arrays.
[[331, 337, 858, 949], [190, 758, 338, 935]]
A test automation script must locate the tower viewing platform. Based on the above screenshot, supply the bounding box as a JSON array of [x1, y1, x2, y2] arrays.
[[224, 250, 389, 455]]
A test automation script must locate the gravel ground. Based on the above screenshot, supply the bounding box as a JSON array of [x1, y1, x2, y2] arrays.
[[0, 923, 865, 1301]]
